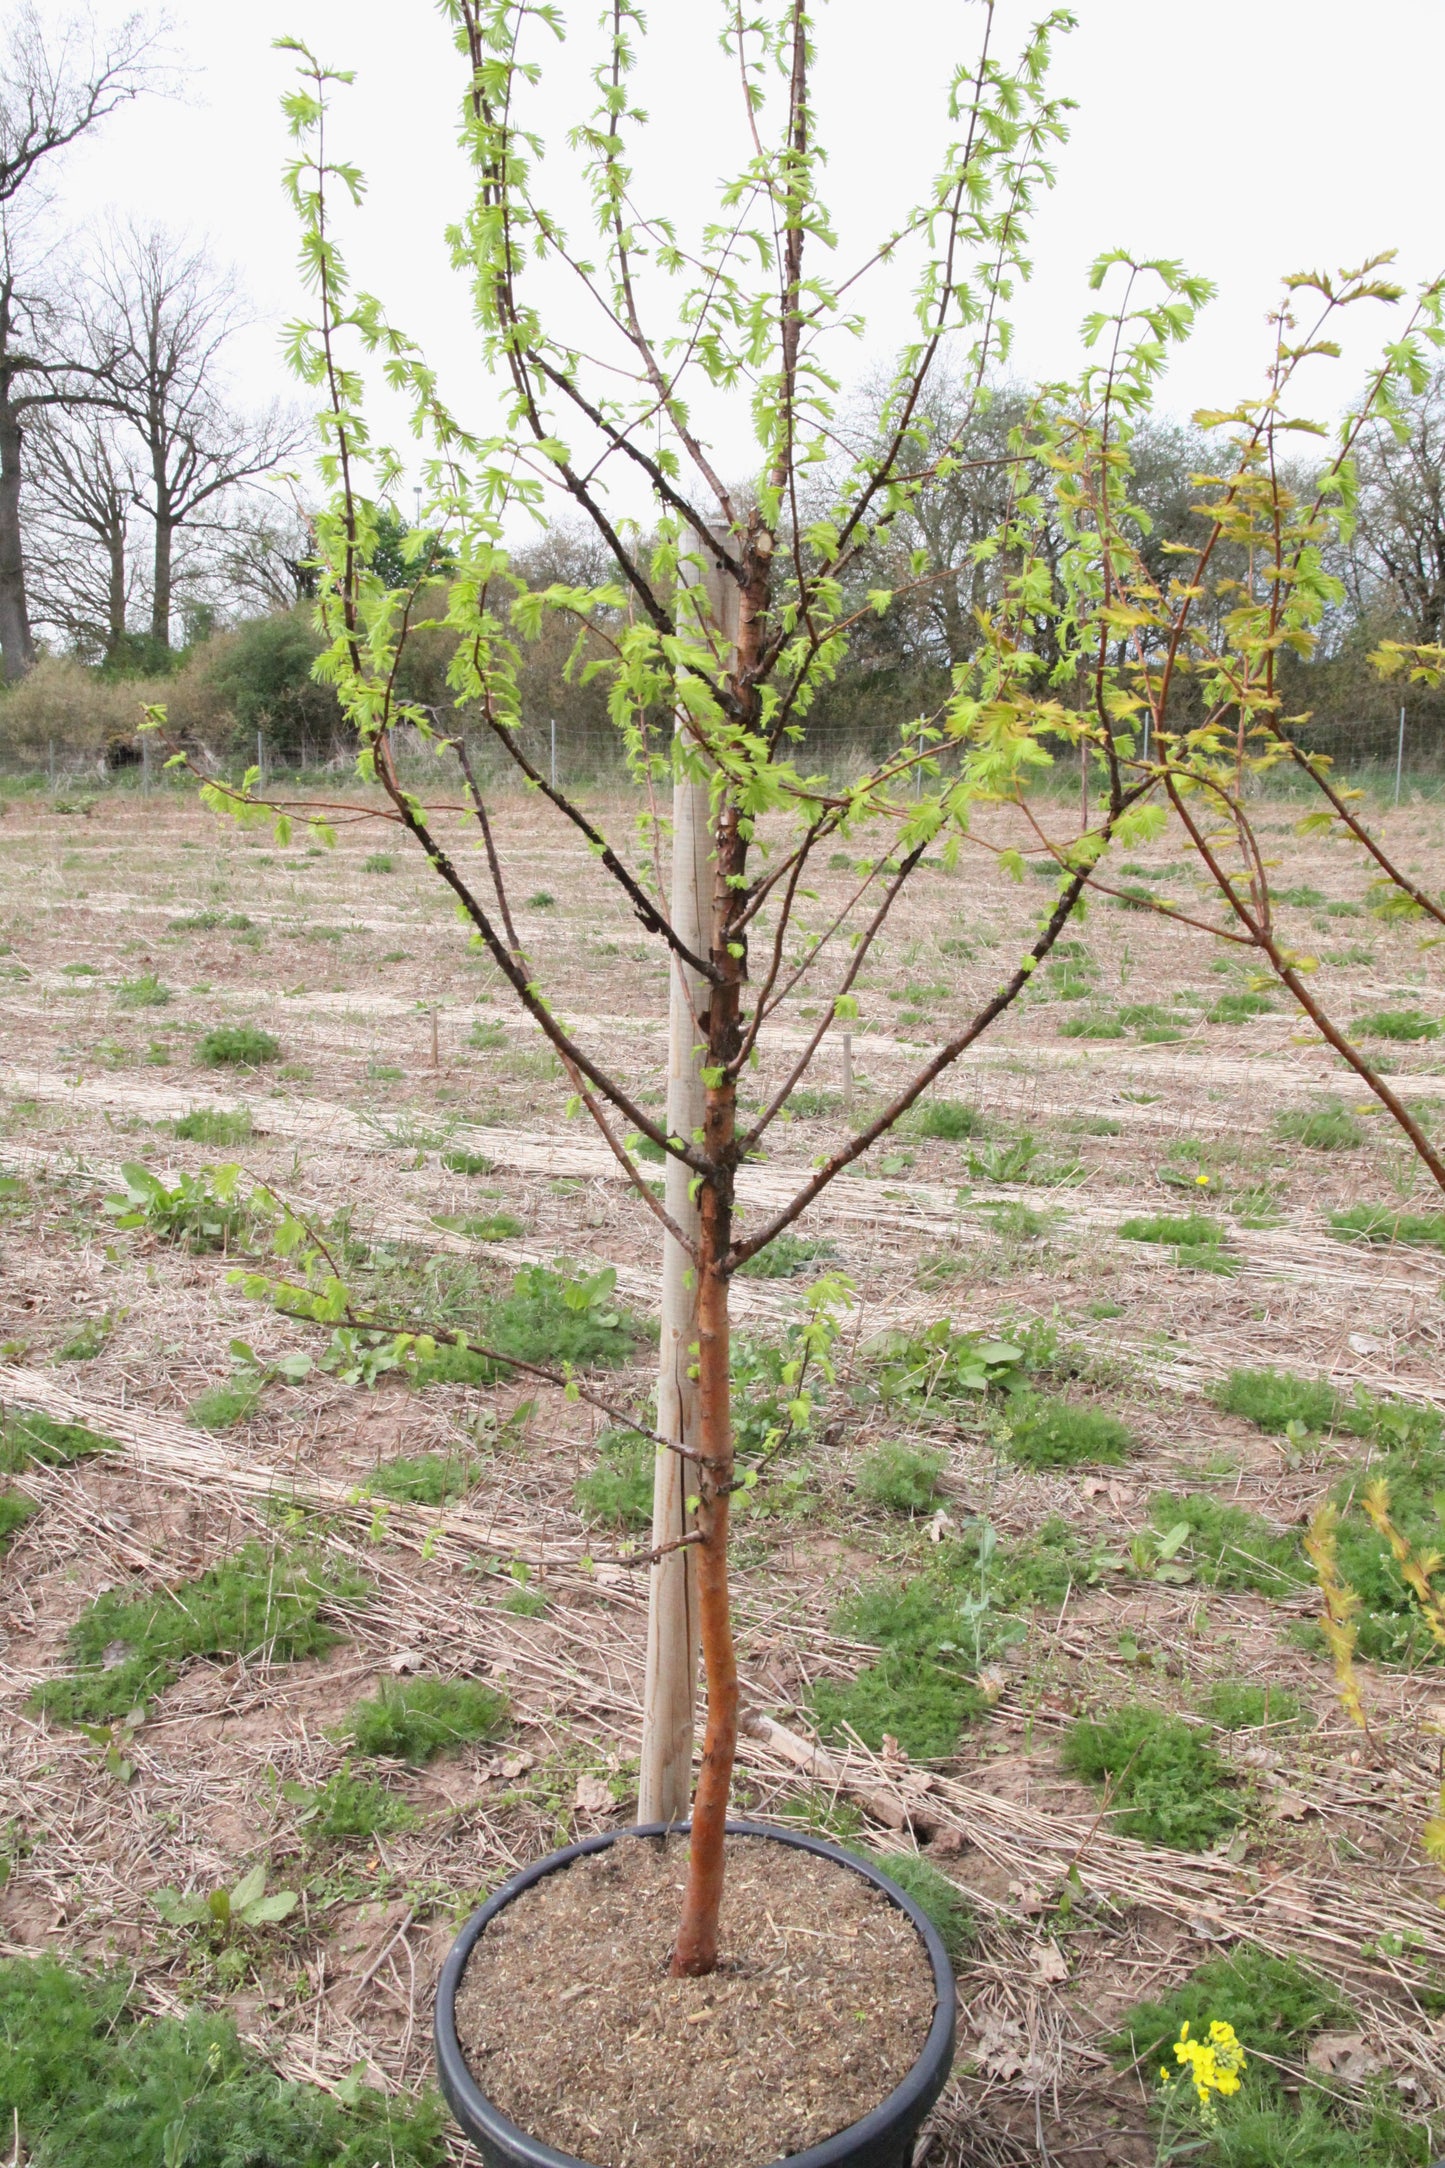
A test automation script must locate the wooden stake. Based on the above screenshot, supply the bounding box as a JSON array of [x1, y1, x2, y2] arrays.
[[841, 1031, 854, 1119], [638, 537, 734, 1825], [430, 1005, 440, 1070]]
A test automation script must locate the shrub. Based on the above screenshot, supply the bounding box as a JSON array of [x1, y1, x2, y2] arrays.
[[855, 1441, 947, 1513], [574, 1429, 653, 1528], [1212, 1367, 1339, 1434], [911, 1099, 986, 1140], [1002, 1393, 1133, 1468], [31, 1543, 368, 1726], [345, 1676, 507, 1762], [203, 606, 343, 758], [1353, 1008, 1440, 1042], [363, 1451, 475, 1505], [171, 1107, 253, 1146], [197, 1024, 279, 1067], [1331, 1204, 1445, 1252], [1274, 1102, 1364, 1151], [0, 1954, 446, 2165], [1062, 1706, 1238, 1849]]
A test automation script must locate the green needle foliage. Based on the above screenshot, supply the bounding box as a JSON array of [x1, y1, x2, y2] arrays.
[[32, 1544, 368, 1727], [362, 1450, 476, 1505], [171, 1108, 253, 1147], [574, 1428, 654, 1529], [1331, 1204, 1445, 1252], [1213, 1368, 1340, 1434], [0, 1954, 446, 2166], [1149, 1493, 1309, 1595], [911, 1100, 987, 1140], [344, 1677, 508, 1762], [856, 1851, 975, 1959], [1208, 990, 1275, 1023], [1063, 1706, 1240, 1848], [0, 1490, 36, 1549], [1203, 1680, 1302, 1731], [735, 1232, 835, 1279], [282, 1762, 416, 1845], [1, 1409, 117, 1473]]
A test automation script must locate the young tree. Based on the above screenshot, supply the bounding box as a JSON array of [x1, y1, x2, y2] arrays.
[[158, 4, 1445, 1992], [0, 5, 165, 677]]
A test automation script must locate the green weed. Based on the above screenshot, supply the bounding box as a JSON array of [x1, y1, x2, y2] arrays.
[[431, 1210, 526, 1242], [171, 1108, 252, 1146], [855, 1441, 947, 1513], [1353, 1009, 1440, 1042], [1002, 1393, 1133, 1468], [1149, 1493, 1308, 1595], [1058, 1009, 1127, 1039], [1120, 1211, 1225, 1247], [467, 1019, 509, 1050], [0, 1953, 447, 2166], [362, 1451, 475, 1506], [737, 1233, 836, 1279], [1275, 1103, 1365, 1151], [1213, 1368, 1339, 1434], [856, 1851, 974, 1958], [186, 1379, 262, 1431], [197, 1025, 280, 1067], [912, 1099, 987, 1140], [1209, 990, 1275, 1023], [1, 1410, 116, 1473], [344, 1676, 508, 1762], [32, 1544, 368, 1726], [785, 1088, 841, 1118], [362, 852, 395, 873], [574, 1429, 653, 1529], [104, 1162, 255, 1252], [1063, 1706, 1239, 1849], [411, 1264, 642, 1385], [527, 890, 556, 908], [115, 972, 169, 1009], [1331, 1204, 1445, 1252], [54, 1315, 114, 1363], [1275, 885, 1327, 908], [282, 1762, 415, 1844], [0, 1491, 36, 1549], [441, 1148, 495, 1176], [1203, 1680, 1302, 1730]]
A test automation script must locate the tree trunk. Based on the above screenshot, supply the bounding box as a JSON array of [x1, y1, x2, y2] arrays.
[[669, 1170, 738, 1977], [151, 503, 173, 649], [0, 393, 34, 681], [104, 500, 126, 660], [637, 755, 710, 1824]]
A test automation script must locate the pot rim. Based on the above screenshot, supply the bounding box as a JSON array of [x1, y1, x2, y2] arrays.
[[433, 1816, 956, 2168]]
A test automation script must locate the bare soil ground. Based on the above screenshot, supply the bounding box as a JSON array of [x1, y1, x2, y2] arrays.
[[1, 780, 1444, 2164]]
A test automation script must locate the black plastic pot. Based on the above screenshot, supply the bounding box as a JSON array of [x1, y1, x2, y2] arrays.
[[434, 1817, 957, 2168]]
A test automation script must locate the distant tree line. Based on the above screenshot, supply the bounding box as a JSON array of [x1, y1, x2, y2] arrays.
[[0, 6, 1441, 776]]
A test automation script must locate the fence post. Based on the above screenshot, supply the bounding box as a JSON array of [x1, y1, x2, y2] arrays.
[[1395, 704, 1406, 807], [550, 717, 557, 791], [842, 1031, 854, 1119], [141, 733, 150, 797], [256, 730, 265, 788]]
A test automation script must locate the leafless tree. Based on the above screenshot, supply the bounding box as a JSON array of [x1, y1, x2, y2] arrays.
[[24, 401, 139, 658], [88, 222, 307, 648], [0, 6, 166, 677], [1343, 369, 1445, 644]]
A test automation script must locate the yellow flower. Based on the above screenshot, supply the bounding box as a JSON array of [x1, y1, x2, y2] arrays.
[[1171, 2018, 1247, 2121]]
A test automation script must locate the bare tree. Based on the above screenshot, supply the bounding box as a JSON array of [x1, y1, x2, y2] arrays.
[[0, 7, 165, 677], [1343, 368, 1445, 644], [25, 401, 139, 658], [90, 222, 307, 648]]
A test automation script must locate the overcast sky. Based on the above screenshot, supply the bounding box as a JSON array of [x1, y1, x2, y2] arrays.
[[54, 0, 1445, 507]]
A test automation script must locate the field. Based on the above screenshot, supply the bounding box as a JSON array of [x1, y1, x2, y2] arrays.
[[2, 777, 1445, 2165]]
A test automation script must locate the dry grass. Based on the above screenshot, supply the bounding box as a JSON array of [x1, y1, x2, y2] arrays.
[[2, 782, 1445, 2161]]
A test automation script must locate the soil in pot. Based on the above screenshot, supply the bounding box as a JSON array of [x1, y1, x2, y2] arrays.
[[453, 1831, 937, 2168]]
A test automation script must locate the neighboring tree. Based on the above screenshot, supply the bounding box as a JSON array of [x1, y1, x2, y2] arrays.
[[0, 5, 164, 678], [207, 497, 319, 617], [25, 402, 139, 659], [89, 221, 306, 650], [203, 605, 341, 759], [1343, 368, 1445, 644], [157, 9, 1445, 1999]]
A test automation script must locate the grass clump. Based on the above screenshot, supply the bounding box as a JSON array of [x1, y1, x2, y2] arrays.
[[1274, 1102, 1364, 1151], [1331, 1203, 1445, 1252], [362, 852, 395, 872], [32, 1543, 368, 1727], [855, 1441, 947, 1513], [412, 1264, 642, 1386], [1002, 1393, 1133, 1468], [1203, 1680, 1302, 1730], [574, 1428, 653, 1529], [736, 1232, 836, 1279], [283, 1761, 415, 1845], [344, 1676, 508, 1763], [362, 1451, 475, 1506], [856, 1851, 974, 1958], [1212, 1367, 1339, 1435], [1119, 1210, 1235, 1273], [0, 1953, 447, 2166], [1149, 1492, 1308, 1594], [1353, 1008, 1440, 1041], [186, 1379, 263, 1431], [467, 1019, 509, 1050], [196, 1024, 280, 1067], [911, 1099, 986, 1140], [812, 1577, 989, 1761], [1058, 1008, 1127, 1039], [1108, 1943, 1346, 2070], [1062, 1705, 1239, 1849], [1208, 990, 1274, 1023], [54, 1314, 113, 1363], [0, 1490, 36, 1549], [171, 1107, 252, 1147], [440, 1148, 495, 1177], [1, 1409, 116, 1473], [114, 971, 169, 1009]]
